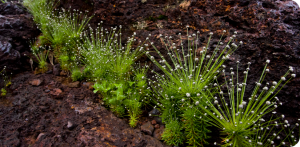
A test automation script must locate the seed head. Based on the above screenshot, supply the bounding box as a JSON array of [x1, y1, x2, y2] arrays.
[[186, 93, 191, 97], [214, 100, 219, 104], [239, 104, 243, 109]]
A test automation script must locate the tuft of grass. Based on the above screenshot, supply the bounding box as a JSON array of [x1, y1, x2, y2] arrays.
[[80, 24, 150, 126], [199, 60, 297, 146], [24, 0, 92, 74], [146, 28, 241, 146], [30, 43, 49, 73]]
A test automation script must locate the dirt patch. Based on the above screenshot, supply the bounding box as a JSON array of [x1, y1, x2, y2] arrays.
[[0, 71, 168, 147]]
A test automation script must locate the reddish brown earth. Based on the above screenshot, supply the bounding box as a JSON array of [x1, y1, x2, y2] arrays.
[[0, 71, 170, 147], [1, 0, 300, 147]]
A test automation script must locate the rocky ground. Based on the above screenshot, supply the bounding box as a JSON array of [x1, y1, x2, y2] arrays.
[[1, 0, 300, 146], [0, 71, 171, 147]]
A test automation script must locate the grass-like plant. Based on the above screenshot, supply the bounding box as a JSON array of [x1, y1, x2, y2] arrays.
[[198, 60, 297, 146], [30, 44, 49, 73], [146, 28, 241, 146], [80, 24, 150, 126], [24, 0, 92, 74]]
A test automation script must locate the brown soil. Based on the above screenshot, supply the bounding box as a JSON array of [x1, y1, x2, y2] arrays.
[[0, 71, 169, 147]]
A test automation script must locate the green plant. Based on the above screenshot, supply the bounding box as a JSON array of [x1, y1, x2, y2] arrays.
[[24, 0, 92, 73], [0, 67, 11, 97], [1, 88, 6, 97], [30, 44, 49, 73], [125, 66, 151, 127], [199, 60, 297, 146], [146, 28, 241, 146], [161, 120, 184, 146], [58, 54, 70, 71], [82, 24, 150, 125], [71, 67, 83, 81]]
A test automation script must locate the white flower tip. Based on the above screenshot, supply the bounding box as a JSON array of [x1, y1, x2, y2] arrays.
[[266, 59, 270, 63]]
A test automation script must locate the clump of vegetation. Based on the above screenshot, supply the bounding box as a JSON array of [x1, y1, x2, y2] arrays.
[[24, 0, 92, 75], [30, 43, 49, 73], [22, 0, 299, 145], [146, 28, 240, 146], [80, 24, 150, 127], [200, 60, 298, 146], [0, 67, 11, 97], [71, 67, 83, 81]]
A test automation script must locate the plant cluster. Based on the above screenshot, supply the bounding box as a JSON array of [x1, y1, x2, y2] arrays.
[[23, 0, 92, 73], [145, 28, 299, 146], [79, 24, 151, 127], [200, 60, 298, 147], [23, 0, 150, 127], [22, 0, 299, 146], [0, 67, 11, 97], [145, 29, 240, 146]]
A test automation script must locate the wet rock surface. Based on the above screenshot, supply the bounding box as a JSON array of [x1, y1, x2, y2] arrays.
[[141, 121, 154, 135], [0, 2, 39, 74], [0, 72, 168, 147]]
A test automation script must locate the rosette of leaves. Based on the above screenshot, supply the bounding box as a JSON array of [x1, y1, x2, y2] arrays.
[[199, 60, 297, 147], [146, 28, 241, 146]]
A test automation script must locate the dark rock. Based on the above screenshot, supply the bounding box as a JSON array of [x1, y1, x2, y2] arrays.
[[141, 121, 154, 135], [3, 131, 20, 146], [46, 70, 52, 74], [82, 82, 94, 90], [0, 2, 39, 73], [153, 116, 162, 124], [151, 119, 156, 125], [153, 126, 164, 140], [50, 88, 62, 96], [154, 124, 159, 129], [53, 64, 60, 76], [60, 70, 68, 76], [149, 108, 160, 115]]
